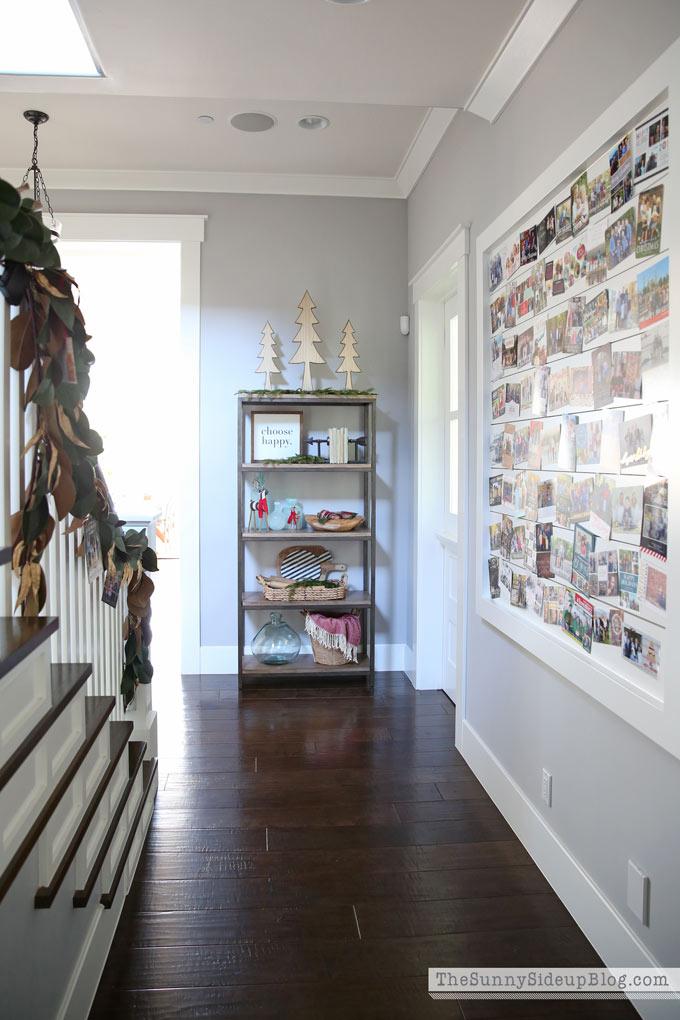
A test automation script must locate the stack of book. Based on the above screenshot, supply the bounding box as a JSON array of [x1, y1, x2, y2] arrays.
[[328, 427, 349, 464]]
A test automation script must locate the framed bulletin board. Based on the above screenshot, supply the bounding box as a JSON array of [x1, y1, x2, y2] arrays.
[[475, 41, 680, 760]]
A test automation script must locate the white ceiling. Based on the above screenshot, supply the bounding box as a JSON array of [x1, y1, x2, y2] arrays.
[[0, 0, 579, 197]]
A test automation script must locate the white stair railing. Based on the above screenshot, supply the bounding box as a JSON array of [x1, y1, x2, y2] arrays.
[[1, 300, 126, 721]]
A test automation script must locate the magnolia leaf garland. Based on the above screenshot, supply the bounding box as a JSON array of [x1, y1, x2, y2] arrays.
[[1, 176, 159, 708]]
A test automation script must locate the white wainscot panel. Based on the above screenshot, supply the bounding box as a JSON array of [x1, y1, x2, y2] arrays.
[[0, 645, 52, 768]]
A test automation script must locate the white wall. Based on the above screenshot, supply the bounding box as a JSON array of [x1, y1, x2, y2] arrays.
[[52, 190, 410, 667], [408, 0, 680, 976]]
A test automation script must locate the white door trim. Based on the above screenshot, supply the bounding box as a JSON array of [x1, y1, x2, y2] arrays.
[[57, 213, 205, 673], [409, 226, 469, 749]]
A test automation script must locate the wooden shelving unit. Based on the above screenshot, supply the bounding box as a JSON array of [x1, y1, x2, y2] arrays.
[[237, 394, 376, 687], [241, 529, 372, 542]]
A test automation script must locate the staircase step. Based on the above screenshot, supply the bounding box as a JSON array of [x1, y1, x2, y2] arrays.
[[74, 740, 147, 908], [0, 616, 58, 681], [34, 720, 133, 908], [0, 695, 115, 903], [101, 756, 158, 908], [0, 617, 59, 768], [0, 663, 92, 793]]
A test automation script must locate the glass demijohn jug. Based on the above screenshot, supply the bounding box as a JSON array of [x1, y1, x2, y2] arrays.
[[251, 612, 301, 665]]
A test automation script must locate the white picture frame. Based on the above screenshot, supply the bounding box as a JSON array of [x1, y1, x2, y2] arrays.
[[251, 411, 302, 462]]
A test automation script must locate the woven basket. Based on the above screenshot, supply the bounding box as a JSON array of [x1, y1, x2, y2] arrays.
[[305, 609, 360, 665], [309, 638, 349, 666], [256, 574, 348, 602]]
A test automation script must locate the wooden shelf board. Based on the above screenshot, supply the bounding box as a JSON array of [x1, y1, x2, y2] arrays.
[[241, 654, 372, 677], [241, 462, 372, 471], [239, 394, 376, 405], [242, 591, 372, 610], [242, 529, 372, 542]]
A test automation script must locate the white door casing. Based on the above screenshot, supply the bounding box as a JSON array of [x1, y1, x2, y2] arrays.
[[409, 224, 469, 747], [56, 214, 204, 674]]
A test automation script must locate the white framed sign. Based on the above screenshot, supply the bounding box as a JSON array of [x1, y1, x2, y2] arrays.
[[251, 411, 302, 462]]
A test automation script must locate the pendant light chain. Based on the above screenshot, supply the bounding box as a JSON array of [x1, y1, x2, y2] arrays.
[[21, 112, 56, 226]]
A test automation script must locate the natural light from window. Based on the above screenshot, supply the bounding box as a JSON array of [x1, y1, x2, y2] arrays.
[[1, 0, 100, 76], [57, 240, 182, 559], [449, 314, 459, 517]]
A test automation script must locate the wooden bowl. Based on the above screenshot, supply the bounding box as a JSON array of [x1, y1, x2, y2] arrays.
[[305, 514, 365, 532]]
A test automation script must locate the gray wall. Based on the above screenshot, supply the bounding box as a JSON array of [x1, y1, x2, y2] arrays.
[[408, 0, 680, 969], [52, 190, 409, 654]]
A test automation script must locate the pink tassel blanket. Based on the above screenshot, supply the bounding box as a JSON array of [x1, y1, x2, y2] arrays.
[[305, 612, 362, 663]]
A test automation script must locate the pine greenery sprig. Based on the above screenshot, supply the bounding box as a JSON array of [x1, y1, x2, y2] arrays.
[[287, 578, 341, 591], [237, 387, 376, 396], [262, 454, 326, 464]]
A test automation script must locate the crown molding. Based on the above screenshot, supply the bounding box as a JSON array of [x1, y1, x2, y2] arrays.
[[0, 166, 404, 199], [0, 2, 579, 202], [395, 107, 458, 197], [465, 0, 581, 124], [0, 106, 456, 200]]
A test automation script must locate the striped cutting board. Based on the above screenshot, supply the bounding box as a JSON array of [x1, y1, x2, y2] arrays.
[[277, 545, 334, 581]]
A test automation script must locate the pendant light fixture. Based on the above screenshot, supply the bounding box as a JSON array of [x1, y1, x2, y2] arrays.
[[21, 109, 61, 237]]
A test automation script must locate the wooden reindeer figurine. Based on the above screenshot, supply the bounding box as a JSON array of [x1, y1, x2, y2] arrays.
[[248, 473, 270, 532]]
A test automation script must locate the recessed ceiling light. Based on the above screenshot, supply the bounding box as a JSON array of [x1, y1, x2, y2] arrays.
[[298, 115, 330, 131], [230, 112, 277, 133], [1, 0, 100, 76], [326, 0, 371, 5], [197, 115, 214, 125]]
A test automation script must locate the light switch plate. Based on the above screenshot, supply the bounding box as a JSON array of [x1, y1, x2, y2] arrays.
[[627, 859, 650, 925], [541, 768, 552, 807]]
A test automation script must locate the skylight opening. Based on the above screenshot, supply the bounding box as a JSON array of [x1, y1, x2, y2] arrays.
[[1, 0, 101, 77]]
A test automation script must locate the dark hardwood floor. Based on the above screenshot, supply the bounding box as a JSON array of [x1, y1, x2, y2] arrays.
[[89, 673, 637, 1019]]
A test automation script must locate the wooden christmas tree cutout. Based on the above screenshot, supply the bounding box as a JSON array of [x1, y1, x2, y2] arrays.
[[289, 290, 326, 391], [255, 321, 283, 390], [338, 319, 360, 390]]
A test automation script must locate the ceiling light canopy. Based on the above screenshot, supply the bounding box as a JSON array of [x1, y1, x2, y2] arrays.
[[230, 112, 277, 133], [1, 0, 100, 76], [298, 115, 330, 131]]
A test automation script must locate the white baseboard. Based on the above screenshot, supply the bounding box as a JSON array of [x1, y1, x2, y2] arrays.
[[375, 643, 405, 671], [200, 645, 239, 674], [460, 720, 676, 1020], [199, 643, 406, 674]]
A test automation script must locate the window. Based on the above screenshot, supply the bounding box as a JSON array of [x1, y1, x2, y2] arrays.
[[447, 310, 460, 521]]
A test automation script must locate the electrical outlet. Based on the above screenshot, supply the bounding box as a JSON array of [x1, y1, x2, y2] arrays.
[[627, 860, 650, 925], [541, 768, 552, 807]]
